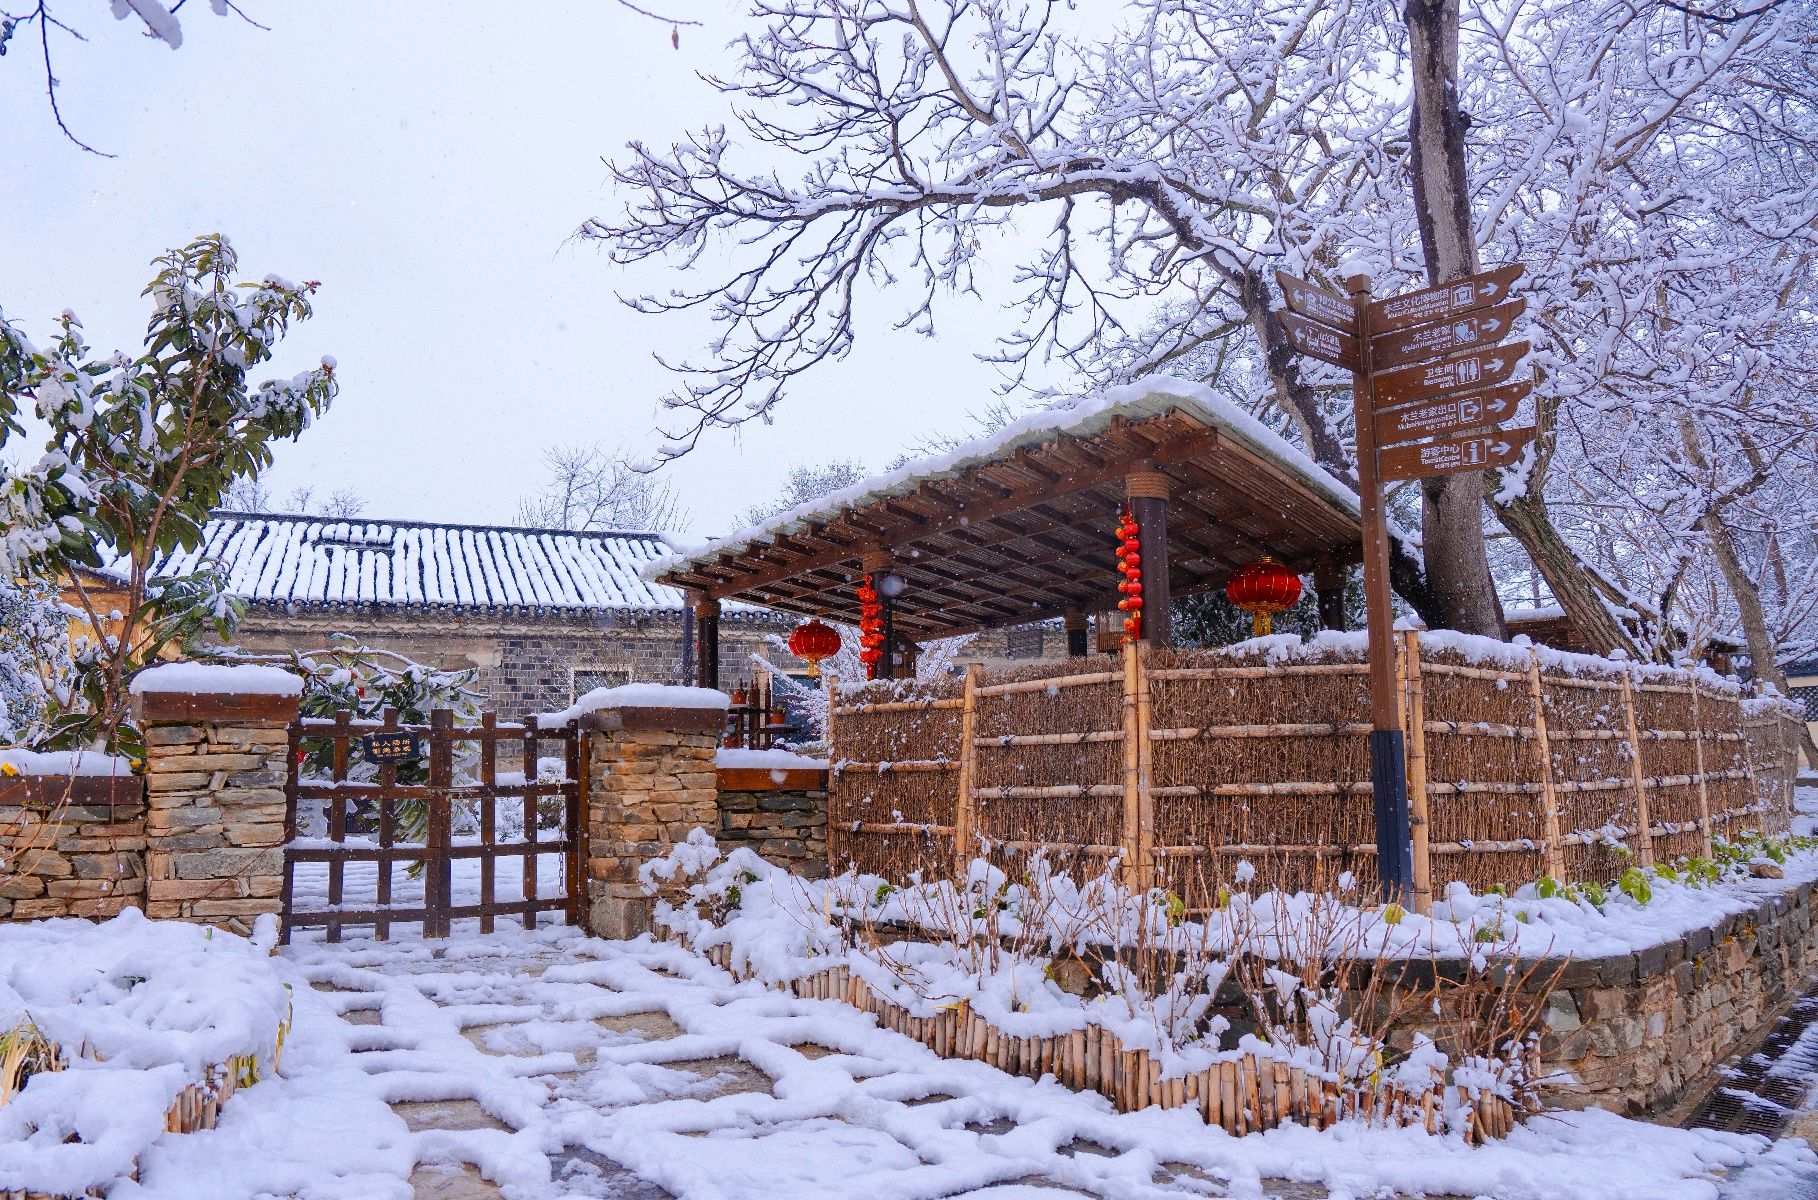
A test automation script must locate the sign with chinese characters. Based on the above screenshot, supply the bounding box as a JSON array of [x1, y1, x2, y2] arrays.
[[361, 730, 422, 764], [1366, 264, 1524, 333], [1372, 341, 1531, 409], [1378, 428, 1537, 482], [1374, 382, 1529, 447]]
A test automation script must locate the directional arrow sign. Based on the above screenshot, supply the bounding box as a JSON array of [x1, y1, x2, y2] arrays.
[[1371, 299, 1527, 371], [1372, 341, 1530, 409], [1368, 264, 1525, 334], [1379, 427, 1536, 482], [1280, 312, 1359, 370], [1276, 271, 1356, 330], [1374, 381, 1530, 448]]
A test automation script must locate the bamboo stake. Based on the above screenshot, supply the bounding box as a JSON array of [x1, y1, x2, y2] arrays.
[[1690, 684, 1714, 857], [1619, 670, 1655, 867], [975, 670, 1120, 697], [1526, 650, 1566, 880], [824, 670, 838, 876], [1400, 630, 1433, 914], [1121, 639, 1143, 890], [1134, 642, 1156, 893], [954, 663, 980, 879]]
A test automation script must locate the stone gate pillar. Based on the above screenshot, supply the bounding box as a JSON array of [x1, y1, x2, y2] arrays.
[[578, 688, 727, 939], [132, 664, 301, 936]]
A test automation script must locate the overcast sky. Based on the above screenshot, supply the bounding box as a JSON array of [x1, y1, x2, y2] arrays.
[[1, 1, 1063, 539]]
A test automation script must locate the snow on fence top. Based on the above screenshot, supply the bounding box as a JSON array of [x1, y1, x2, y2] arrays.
[[537, 683, 733, 728], [129, 662, 304, 696], [102, 512, 767, 616], [0, 748, 135, 777], [645, 378, 1367, 585]]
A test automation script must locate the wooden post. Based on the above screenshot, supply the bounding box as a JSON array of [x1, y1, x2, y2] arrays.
[[1314, 564, 1350, 632], [1399, 630, 1432, 914], [1347, 274, 1414, 901], [1064, 609, 1089, 658], [1121, 639, 1143, 889], [1126, 471, 1172, 648], [428, 708, 455, 939], [955, 663, 980, 879], [824, 670, 838, 876], [1619, 670, 1655, 868], [1134, 642, 1155, 893], [1689, 683, 1714, 858], [694, 597, 722, 691], [1524, 651, 1565, 881]]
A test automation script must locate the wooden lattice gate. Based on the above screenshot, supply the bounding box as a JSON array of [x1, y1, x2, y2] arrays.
[[280, 708, 587, 943]]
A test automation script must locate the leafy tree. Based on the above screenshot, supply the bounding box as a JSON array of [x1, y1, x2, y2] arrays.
[[0, 233, 337, 749]]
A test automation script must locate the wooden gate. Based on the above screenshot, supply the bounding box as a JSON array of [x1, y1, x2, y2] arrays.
[[280, 708, 586, 943]]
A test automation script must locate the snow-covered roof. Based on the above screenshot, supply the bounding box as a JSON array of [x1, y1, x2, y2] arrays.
[[137, 513, 707, 615], [648, 379, 1366, 638]]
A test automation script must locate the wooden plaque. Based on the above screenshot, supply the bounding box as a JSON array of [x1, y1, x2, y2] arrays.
[[1280, 312, 1359, 370], [1378, 427, 1536, 482], [1370, 298, 1526, 371], [361, 730, 422, 763], [1373, 341, 1530, 409], [1366, 265, 1525, 334], [1275, 271, 1356, 330], [1374, 381, 1529, 448]]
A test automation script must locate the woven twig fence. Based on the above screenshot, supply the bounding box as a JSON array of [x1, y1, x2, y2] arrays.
[[828, 638, 1802, 911], [681, 938, 1517, 1142]]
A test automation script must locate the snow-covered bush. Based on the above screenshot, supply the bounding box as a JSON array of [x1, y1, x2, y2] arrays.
[[0, 910, 293, 1197], [0, 576, 73, 746]]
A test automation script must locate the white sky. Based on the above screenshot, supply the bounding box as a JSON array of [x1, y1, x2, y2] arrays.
[[0, 1, 1061, 539]]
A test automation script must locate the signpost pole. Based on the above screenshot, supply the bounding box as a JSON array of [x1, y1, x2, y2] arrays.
[[1347, 274, 1415, 902]]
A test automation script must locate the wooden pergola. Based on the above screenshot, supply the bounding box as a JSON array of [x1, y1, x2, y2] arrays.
[[650, 387, 1366, 684]]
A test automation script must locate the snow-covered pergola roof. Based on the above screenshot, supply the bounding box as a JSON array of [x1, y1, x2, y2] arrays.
[[649, 380, 1365, 639]]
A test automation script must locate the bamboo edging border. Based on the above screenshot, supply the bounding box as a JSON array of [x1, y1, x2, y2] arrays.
[[679, 937, 1517, 1143]]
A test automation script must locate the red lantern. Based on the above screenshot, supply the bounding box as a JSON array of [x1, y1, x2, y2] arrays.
[[1114, 506, 1143, 644], [788, 619, 842, 680], [1225, 557, 1304, 637], [857, 574, 887, 680]]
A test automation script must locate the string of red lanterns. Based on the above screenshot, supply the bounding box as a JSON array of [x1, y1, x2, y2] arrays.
[[857, 574, 885, 679], [1115, 507, 1142, 643]]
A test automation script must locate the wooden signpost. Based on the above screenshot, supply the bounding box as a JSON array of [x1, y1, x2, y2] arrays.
[[1274, 264, 1534, 901]]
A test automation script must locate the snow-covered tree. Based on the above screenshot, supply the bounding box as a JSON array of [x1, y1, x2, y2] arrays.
[[0, 576, 73, 745], [739, 459, 868, 527], [516, 442, 684, 532], [0, 233, 338, 749]]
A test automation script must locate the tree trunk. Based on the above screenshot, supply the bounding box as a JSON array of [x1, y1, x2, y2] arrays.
[[1494, 489, 1637, 655], [1403, 0, 1505, 638]]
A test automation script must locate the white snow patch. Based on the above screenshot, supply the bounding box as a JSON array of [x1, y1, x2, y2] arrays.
[[129, 662, 303, 696]]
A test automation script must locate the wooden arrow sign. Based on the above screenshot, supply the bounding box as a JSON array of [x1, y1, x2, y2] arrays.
[[1373, 341, 1530, 409], [1371, 299, 1527, 371], [1368, 265, 1525, 334], [1280, 312, 1359, 370], [1374, 381, 1529, 448], [1379, 426, 1536, 482], [1276, 271, 1356, 330]]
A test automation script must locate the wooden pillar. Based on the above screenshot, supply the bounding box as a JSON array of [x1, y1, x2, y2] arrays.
[[955, 663, 980, 877], [694, 596, 721, 691], [863, 550, 895, 680], [1064, 609, 1089, 658], [1126, 470, 1171, 648], [1314, 564, 1350, 632], [680, 600, 697, 687]]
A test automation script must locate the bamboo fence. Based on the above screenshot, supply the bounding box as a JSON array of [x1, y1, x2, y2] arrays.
[[681, 938, 1515, 1141], [828, 637, 1804, 910]]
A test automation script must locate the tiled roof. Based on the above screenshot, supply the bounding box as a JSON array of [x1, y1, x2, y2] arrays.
[[144, 513, 700, 614]]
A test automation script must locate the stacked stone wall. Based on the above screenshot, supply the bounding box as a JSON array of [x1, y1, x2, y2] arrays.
[[716, 781, 829, 878], [0, 777, 144, 920], [139, 695, 296, 935]]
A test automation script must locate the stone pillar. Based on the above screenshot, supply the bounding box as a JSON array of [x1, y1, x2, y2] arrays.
[[1063, 609, 1089, 657], [1126, 470, 1172, 648], [581, 697, 725, 939], [1315, 563, 1351, 631], [135, 675, 298, 936]]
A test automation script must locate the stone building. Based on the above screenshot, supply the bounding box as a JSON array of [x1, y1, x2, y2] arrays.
[[125, 512, 1063, 719]]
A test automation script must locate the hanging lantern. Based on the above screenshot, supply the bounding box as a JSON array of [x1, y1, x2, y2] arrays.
[[788, 618, 841, 680], [1225, 557, 1304, 637], [857, 574, 886, 679], [1114, 506, 1143, 644]]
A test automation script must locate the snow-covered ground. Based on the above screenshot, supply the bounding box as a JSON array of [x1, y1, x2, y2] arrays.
[[14, 921, 1778, 1199]]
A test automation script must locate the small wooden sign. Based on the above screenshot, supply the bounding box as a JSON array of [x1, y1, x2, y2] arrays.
[[1373, 381, 1529, 447], [1373, 341, 1530, 409], [1370, 298, 1526, 371], [1276, 271, 1356, 330], [1367, 264, 1525, 334], [361, 730, 422, 763], [1280, 312, 1359, 370], [1378, 427, 1536, 482]]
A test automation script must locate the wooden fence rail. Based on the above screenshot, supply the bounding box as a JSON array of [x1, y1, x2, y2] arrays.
[[828, 637, 1803, 910]]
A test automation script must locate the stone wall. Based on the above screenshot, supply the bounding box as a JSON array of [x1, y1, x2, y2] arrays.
[[0, 775, 144, 920], [581, 705, 723, 939], [716, 774, 829, 879], [138, 691, 298, 936]]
